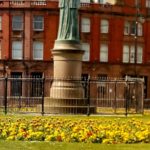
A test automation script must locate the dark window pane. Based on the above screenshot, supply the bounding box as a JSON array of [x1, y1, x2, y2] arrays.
[[31, 72, 43, 97], [11, 72, 22, 96]]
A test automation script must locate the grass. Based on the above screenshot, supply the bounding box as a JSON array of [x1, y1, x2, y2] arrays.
[[0, 141, 150, 150]]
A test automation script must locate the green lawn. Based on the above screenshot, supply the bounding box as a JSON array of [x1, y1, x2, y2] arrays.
[[0, 141, 150, 150]]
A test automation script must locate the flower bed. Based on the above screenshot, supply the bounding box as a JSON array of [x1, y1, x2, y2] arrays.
[[0, 116, 150, 144]]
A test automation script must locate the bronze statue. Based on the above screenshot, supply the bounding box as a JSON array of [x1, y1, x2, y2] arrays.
[[57, 0, 80, 41]]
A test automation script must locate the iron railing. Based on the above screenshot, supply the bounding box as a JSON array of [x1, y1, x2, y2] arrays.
[[0, 76, 144, 116]]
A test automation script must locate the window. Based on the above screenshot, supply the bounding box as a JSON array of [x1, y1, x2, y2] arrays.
[[80, 0, 91, 3], [33, 41, 43, 60], [124, 21, 130, 35], [123, 44, 143, 64], [81, 18, 90, 33], [130, 21, 136, 35], [99, 0, 106, 4], [124, 21, 143, 36], [100, 44, 108, 62], [31, 72, 43, 97], [130, 45, 135, 63], [0, 41, 1, 59], [123, 45, 129, 63], [82, 74, 89, 98], [101, 19, 109, 33], [12, 41, 23, 59], [81, 43, 90, 61], [33, 16, 44, 31], [135, 0, 141, 7], [94, 0, 112, 4], [97, 74, 107, 98], [11, 72, 22, 96], [137, 23, 143, 36], [12, 15, 23, 31], [0, 16, 2, 30], [146, 0, 150, 7], [137, 46, 143, 63]]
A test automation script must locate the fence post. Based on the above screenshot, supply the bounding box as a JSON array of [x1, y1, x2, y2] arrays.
[[87, 76, 90, 116], [4, 76, 8, 115], [125, 82, 129, 117], [114, 80, 117, 114], [41, 77, 45, 116]]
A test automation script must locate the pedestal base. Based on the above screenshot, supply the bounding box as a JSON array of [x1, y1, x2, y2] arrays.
[[44, 97, 96, 114]]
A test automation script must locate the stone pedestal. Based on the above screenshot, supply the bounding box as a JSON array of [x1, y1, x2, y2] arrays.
[[45, 40, 88, 114]]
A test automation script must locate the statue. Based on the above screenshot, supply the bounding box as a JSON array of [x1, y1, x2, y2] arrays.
[[57, 0, 80, 42]]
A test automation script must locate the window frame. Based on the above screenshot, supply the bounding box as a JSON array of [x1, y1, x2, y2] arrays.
[[80, 0, 91, 3], [81, 17, 90, 33], [137, 45, 143, 64], [11, 72, 22, 96], [97, 74, 108, 98], [12, 15, 23, 31], [124, 20, 143, 36], [137, 23, 143, 36], [12, 41, 23, 60], [101, 19, 109, 34], [33, 41, 44, 60], [130, 21, 136, 35], [123, 44, 143, 64], [124, 21, 130, 35], [0, 16, 2, 31], [31, 72, 43, 97], [146, 0, 150, 8], [81, 42, 90, 61], [0, 41, 1, 59], [100, 43, 108, 62], [33, 15, 44, 31]]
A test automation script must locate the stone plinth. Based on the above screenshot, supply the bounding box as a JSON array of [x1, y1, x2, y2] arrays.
[[45, 40, 89, 114]]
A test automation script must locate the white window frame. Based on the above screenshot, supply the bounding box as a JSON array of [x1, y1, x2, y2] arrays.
[[135, 0, 141, 7], [137, 46, 143, 64], [101, 19, 109, 33], [0, 41, 1, 59], [99, 0, 105, 4], [123, 44, 143, 64], [81, 18, 90, 33], [100, 44, 108, 62], [130, 21, 136, 35], [130, 45, 135, 63], [12, 41, 23, 60], [0, 16, 2, 31], [80, 0, 91, 3], [33, 15, 44, 31], [33, 41, 43, 60], [146, 0, 150, 8], [81, 43, 90, 61], [94, 0, 112, 4], [124, 21, 130, 35], [12, 15, 23, 31], [137, 23, 143, 36], [124, 21, 143, 36], [123, 45, 129, 63]]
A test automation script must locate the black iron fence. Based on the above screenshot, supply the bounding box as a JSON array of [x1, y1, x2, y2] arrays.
[[0, 76, 144, 115]]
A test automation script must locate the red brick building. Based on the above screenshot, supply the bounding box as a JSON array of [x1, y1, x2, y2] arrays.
[[0, 0, 150, 99]]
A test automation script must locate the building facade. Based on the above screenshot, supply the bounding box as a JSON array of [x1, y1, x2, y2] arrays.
[[0, 0, 150, 99]]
